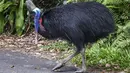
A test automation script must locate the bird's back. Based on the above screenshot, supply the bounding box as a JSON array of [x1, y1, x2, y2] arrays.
[[41, 2, 115, 44]]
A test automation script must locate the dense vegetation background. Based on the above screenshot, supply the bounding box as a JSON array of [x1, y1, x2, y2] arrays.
[[0, 0, 130, 72]]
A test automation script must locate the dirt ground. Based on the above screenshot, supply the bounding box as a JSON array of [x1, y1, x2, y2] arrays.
[[0, 31, 127, 73], [0, 31, 61, 60]]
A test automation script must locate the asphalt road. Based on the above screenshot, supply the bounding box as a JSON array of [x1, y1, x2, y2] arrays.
[[0, 50, 77, 73]]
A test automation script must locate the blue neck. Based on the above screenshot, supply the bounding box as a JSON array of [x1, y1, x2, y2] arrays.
[[33, 8, 41, 33]]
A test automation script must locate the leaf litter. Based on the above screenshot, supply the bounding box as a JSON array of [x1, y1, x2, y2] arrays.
[[0, 31, 60, 60]]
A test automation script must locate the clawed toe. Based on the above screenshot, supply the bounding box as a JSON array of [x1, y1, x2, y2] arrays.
[[52, 63, 65, 71]]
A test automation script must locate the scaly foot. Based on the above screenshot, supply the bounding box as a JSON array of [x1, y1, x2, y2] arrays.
[[52, 63, 65, 71]]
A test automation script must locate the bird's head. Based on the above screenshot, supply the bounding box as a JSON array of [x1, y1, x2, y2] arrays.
[[26, 0, 41, 33], [26, 0, 41, 44]]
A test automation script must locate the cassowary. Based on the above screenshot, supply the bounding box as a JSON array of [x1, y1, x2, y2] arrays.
[[26, 0, 115, 73]]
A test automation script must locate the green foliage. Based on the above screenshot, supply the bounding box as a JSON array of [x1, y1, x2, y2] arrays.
[[0, 12, 5, 33], [72, 38, 130, 69], [102, 0, 123, 5], [67, 0, 130, 4], [0, 0, 26, 35], [15, 0, 24, 36], [0, 0, 13, 33], [0, 0, 13, 12]]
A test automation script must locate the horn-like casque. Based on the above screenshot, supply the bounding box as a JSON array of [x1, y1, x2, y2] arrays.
[[26, 0, 37, 11]]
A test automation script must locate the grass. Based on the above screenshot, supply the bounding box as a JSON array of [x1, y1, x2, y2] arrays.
[[39, 40, 74, 51], [72, 39, 130, 72], [39, 38, 130, 72]]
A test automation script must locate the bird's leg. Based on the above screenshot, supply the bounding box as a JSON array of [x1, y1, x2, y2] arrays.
[[76, 48, 87, 73], [52, 49, 80, 71]]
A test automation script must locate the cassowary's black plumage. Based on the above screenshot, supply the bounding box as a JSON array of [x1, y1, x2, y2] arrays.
[[26, 1, 115, 73], [39, 1, 114, 49]]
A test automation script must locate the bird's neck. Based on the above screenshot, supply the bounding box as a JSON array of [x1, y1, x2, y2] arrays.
[[37, 16, 51, 39], [38, 17, 46, 31], [39, 17, 43, 26]]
